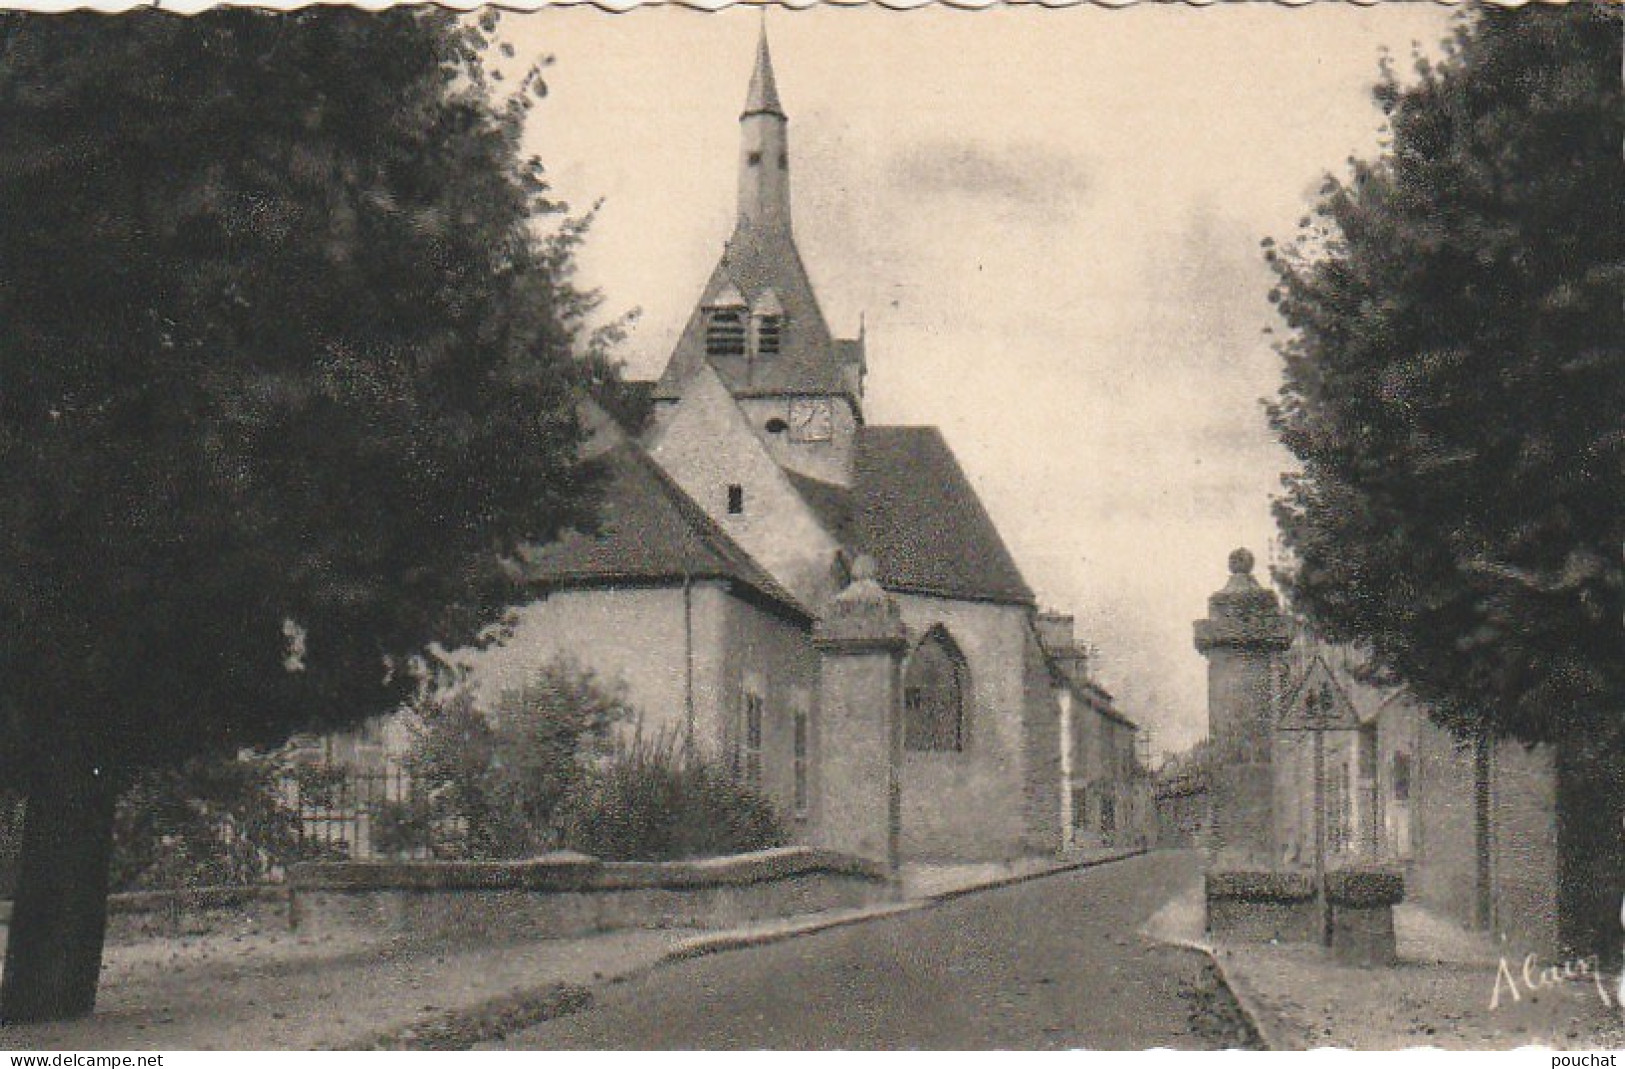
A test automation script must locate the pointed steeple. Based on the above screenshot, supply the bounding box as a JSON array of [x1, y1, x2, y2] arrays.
[[736, 25, 790, 234], [653, 23, 867, 442], [743, 24, 785, 120]]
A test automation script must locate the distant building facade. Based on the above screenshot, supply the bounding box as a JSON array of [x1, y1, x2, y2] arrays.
[[1194, 551, 1623, 959], [1038, 613, 1149, 850]]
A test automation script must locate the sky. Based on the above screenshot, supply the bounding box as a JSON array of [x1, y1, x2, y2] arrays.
[[496, 2, 1459, 759]]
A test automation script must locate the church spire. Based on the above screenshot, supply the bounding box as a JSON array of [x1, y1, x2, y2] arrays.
[[737, 25, 790, 233], [743, 24, 784, 119]]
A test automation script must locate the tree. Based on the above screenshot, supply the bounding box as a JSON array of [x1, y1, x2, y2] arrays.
[[0, 10, 614, 1021], [1267, 2, 1625, 748]]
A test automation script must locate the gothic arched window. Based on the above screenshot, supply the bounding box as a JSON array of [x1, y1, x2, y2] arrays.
[[904, 626, 968, 752]]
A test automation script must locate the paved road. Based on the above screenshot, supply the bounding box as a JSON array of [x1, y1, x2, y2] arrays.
[[499, 849, 1220, 1050]]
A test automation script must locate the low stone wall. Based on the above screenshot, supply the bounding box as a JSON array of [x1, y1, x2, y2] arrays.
[[287, 847, 895, 944], [0, 884, 290, 942]]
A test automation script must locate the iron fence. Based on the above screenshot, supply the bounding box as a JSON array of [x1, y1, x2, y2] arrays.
[[288, 766, 438, 861]]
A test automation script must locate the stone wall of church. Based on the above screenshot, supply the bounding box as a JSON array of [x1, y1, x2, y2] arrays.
[[457, 582, 774, 759], [737, 396, 858, 487], [1019, 623, 1064, 857], [891, 593, 1035, 861], [717, 593, 820, 830], [459, 586, 699, 737], [452, 582, 823, 842], [647, 364, 843, 608]]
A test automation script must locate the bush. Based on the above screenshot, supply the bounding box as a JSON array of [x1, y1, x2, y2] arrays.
[[110, 751, 321, 892], [559, 729, 785, 861], [369, 794, 439, 859], [1205, 869, 1315, 902], [1325, 866, 1405, 907], [403, 656, 632, 859]]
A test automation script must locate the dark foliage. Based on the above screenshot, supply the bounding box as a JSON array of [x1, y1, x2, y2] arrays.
[[110, 752, 310, 892], [0, 8, 612, 784], [402, 658, 632, 859], [0, 8, 622, 1019], [1204, 870, 1316, 903], [1323, 866, 1406, 908], [1267, 2, 1625, 745], [560, 730, 786, 862]]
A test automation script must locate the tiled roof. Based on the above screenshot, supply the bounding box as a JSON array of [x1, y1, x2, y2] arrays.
[[783, 468, 855, 544], [518, 436, 808, 623], [743, 28, 785, 119], [786, 427, 1035, 607], [856, 427, 1035, 606]]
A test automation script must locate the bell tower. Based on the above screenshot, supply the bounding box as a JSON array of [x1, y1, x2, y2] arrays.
[[738, 28, 791, 235], [650, 25, 869, 487]]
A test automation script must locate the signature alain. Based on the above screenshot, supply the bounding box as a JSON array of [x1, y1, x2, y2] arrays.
[[1489, 947, 1617, 1013], [1488, 825, 1625, 1013]]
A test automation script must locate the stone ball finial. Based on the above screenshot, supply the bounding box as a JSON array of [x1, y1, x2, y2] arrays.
[[1228, 547, 1255, 576]]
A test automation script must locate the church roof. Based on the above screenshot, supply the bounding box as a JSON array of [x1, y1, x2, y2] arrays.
[[787, 427, 1036, 607], [654, 226, 858, 405], [652, 27, 862, 410], [518, 435, 809, 624], [743, 27, 784, 119]]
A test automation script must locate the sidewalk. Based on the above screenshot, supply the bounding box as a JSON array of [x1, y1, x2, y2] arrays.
[[1141, 873, 1625, 1050], [0, 845, 1141, 1051]]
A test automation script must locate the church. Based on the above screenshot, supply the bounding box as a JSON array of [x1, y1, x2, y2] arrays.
[[324, 31, 1144, 864]]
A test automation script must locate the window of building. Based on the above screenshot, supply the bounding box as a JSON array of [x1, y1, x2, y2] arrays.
[[747, 151, 762, 167], [1328, 762, 1351, 853], [903, 627, 967, 752], [727, 484, 744, 515], [1071, 787, 1089, 829], [706, 308, 747, 357], [741, 691, 764, 790], [1391, 752, 1411, 803], [1100, 794, 1116, 835], [754, 314, 782, 357], [792, 708, 809, 818]]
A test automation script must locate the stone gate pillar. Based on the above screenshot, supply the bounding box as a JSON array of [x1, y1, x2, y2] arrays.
[[813, 555, 906, 876], [1193, 548, 1291, 870]]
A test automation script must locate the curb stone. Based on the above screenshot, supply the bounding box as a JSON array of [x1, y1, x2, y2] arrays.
[[663, 902, 920, 962], [345, 982, 596, 1051], [1141, 929, 1297, 1052], [1206, 947, 1298, 1051], [921, 846, 1148, 906], [663, 846, 1150, 962]]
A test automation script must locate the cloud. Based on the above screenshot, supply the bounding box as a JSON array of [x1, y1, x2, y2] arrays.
[[887, 139, 1091, 220]]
